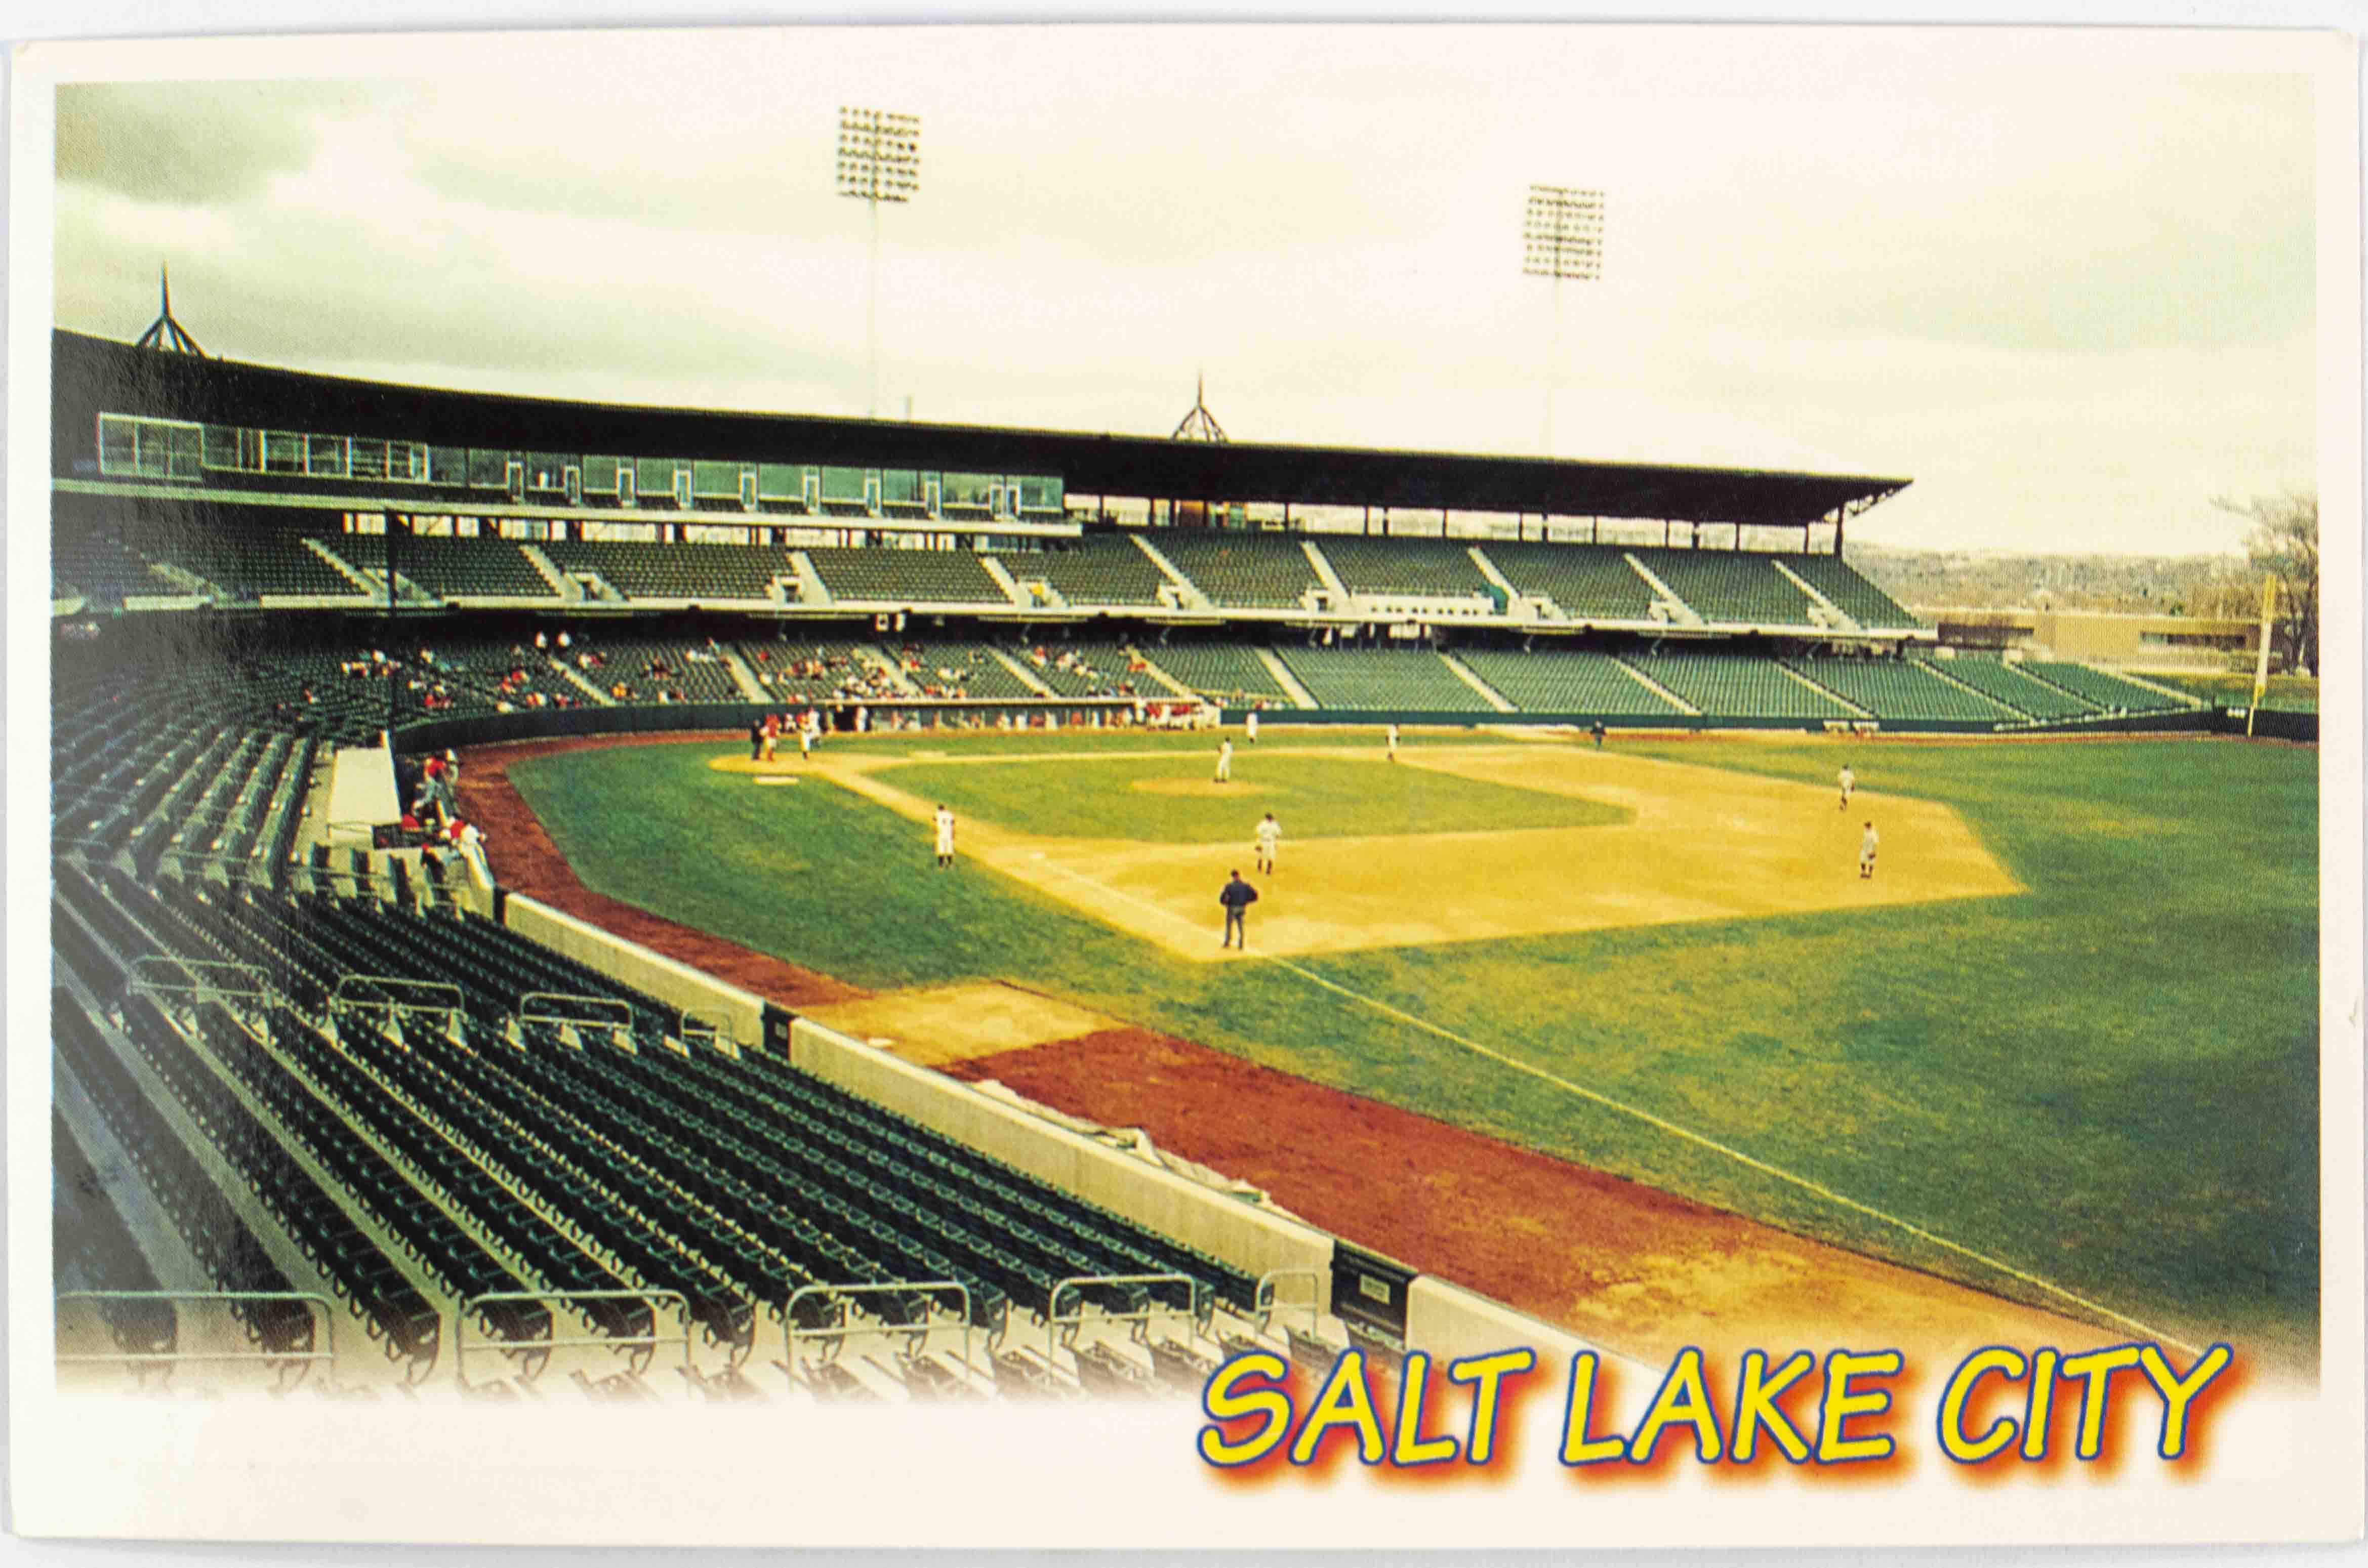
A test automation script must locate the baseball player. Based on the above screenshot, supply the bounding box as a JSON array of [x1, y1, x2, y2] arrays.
[[1859, 819, 1879, 880], [1245, 710, 1260, 745], [1218, 869, 1259, 949], [1839, 763, 1856, 811], [1255, 812, 1281, 875], [1385, 723, 1400, 763], [1215, 737, 1234, 783], [934, 804, 957, 869]]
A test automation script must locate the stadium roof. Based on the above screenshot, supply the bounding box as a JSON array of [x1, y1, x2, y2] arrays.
[[54, 329, 1908, 526]]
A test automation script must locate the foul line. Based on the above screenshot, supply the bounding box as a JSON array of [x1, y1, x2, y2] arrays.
[[1026, 854, 2200, 1355]]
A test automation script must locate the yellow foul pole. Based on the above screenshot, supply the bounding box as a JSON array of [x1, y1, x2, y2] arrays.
[[2248, 574, 2277, 737]]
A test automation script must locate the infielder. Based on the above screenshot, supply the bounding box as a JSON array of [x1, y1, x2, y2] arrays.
[[934, 804, 957, 869], [1839, 763, 1856, 811], [1385, 723, 1400, 763], [1255, 812, 1281, 875], [1245, 710, 1260, 744], [1859, 819, 1879, 880], [1215, 738, 1234, 783]]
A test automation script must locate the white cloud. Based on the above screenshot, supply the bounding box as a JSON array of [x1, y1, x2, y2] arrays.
[[51, 28, 2322, 556]]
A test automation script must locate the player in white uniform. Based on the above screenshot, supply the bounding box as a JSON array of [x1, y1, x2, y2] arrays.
[[1215, 738, 1234, 782], [1255, 812, 1281, 875], [1245, 710, 1260, 745], [1839, 763, 1856, 811], [1385, 723, 1400, 763], [934, 805, 957, 869], [1859, 820, 1879, 880]]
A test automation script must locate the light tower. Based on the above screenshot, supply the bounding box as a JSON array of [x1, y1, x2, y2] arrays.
[[836, 106, 921, 420], [1522, 184, 1604, 456]]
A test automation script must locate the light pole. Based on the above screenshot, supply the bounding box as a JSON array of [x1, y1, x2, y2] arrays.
[[837, 106, 921, 421], [1523, 184, 1604, 456]]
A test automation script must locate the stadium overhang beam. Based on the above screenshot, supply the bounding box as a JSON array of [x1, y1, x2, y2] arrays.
[[56, 331, 1910, 535]]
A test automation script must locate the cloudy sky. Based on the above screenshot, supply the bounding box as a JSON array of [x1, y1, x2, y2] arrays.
[[49, 26, 2326, 554]]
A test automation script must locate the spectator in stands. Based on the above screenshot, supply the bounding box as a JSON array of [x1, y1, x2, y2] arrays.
[[1218, 870, 1258, 949]]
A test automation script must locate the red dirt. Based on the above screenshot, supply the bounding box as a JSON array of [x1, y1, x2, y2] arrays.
[[943, 1026, 2114, 1367], [464, 730, 2128, 1366], [453, 733, 867, 1009]]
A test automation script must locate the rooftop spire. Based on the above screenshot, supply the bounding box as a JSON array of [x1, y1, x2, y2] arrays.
[[1171, 369, 1229, 442], [135, 264, 207, 356]]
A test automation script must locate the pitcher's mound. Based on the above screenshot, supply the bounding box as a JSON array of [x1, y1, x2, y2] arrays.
[[1128, 778, 1270, 798], [710, 755, 814, 776]]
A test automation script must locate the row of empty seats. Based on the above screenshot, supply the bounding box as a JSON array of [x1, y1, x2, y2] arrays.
[[63, 513, 1923, 630], [1273, 648, 1497, 712], [1787, 656, 2020, 723], [1455, 649, 1681, 715], [801, 547, 1010, 605], [991, 538, 1171, 608]]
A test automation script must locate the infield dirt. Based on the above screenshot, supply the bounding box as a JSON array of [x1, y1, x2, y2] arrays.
[[713, 742, 2022, 960]]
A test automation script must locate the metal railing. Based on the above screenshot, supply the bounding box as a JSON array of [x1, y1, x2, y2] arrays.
[[455, 1289, 692, 1396], [126, 956, 274, 1008], [518, 992, 635, 1046], [55, 1290, 335, 1388], [782, 1281, 977, 1394], [1255, 1268, 1324, 1340], [329, 973, 465, 1030], [1045, 1272, 1208, 1369]]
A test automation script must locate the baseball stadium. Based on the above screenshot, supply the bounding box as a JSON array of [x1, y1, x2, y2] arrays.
[[45, 308, 2320, 1415]]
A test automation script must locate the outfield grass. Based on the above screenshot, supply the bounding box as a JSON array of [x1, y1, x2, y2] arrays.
[[507, 730, 2319, 1362], [879, 751, 1629, 842]]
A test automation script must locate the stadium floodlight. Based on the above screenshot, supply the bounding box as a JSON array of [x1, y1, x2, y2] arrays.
[[1522, 184, 1605, 456], [837, 107, 922, 420]]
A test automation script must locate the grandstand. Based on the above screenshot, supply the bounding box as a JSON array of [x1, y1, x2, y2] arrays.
[[1622, 649, 1856, 719], [1140, 643, 1294, 705], [375, 535, 559, 603], [802, 546, 1012, 606], [1274, 647, 1497, 713], [1628, 547, 1818, 628], [1925, 653, 2098, 721], [991, 537, 1172, 609], [1480, 542, 1660, 622], [1155, 534, 1324, 610], [52, 323, 2267, 1407], [1313, 536, 1496, 602], [545, 540, 788, 604], [1455, 648, 1684, 717], [1787, 655, 2022, 723]]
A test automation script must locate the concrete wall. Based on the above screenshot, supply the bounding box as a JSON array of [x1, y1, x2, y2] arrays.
[[1404, 1276, 1650, 1373], [323, 742, 400, 843], [791, 1017, 1338, 1312], [504, 894, 767, 1048]]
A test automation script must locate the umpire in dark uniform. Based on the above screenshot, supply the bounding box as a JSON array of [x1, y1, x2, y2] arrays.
[[1219, 869, 1259, 950]]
